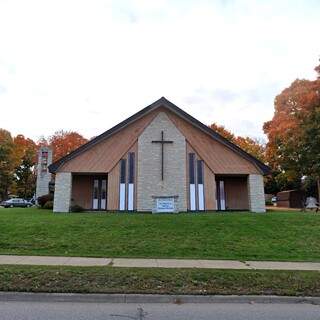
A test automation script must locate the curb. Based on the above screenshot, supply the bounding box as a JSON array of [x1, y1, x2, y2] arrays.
[[1, 292, 320, 305]]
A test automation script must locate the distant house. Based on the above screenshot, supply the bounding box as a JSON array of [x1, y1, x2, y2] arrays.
[[49, 97, 269, 213]]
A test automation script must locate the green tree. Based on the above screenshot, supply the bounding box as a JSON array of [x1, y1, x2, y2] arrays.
[[301, 176, 318, 199], [0, 129, 15, 200], [13, 135, 37, 199]]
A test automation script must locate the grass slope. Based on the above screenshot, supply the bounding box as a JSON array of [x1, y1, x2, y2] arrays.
[[1, 265, 320, 296], [1, 208, 320, 261]]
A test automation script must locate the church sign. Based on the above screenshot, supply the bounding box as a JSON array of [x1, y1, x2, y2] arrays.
[[157, 198, 174, 212], [152, 196, 179, 213]]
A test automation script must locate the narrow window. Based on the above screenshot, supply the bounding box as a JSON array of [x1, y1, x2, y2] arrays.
[[219, 180, 226, 210], [41, 151, 48, 172], [93, 179, 99, 210], [119, 159, 126, 211], [101, 179, 106, 210], [128, 153, 135, 211], [197, 160, 204, 210], [189, 153, 196, 210]]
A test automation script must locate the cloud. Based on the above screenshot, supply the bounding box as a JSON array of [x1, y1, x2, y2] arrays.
[[0, 0, 320, 142], [0, 84, 7, 94]]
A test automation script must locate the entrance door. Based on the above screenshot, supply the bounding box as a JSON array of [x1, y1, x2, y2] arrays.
[[92, 178, 107, 210], [216, 179, 226, 210]]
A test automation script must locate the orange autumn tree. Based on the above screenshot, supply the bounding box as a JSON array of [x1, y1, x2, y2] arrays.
[[0, 130, 38, 199], [263, 62, 320, 199], [263, 79, 312, 171], [47, 130, 89, 163]]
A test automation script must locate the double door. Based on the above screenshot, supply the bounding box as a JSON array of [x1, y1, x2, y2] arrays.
[[93, 178, 107, 210]]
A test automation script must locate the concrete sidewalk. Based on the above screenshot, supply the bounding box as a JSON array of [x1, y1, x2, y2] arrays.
[[1, 255, 320, 271]]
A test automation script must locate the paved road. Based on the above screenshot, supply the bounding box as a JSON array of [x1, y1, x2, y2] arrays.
[[1, 300, 320, 320]]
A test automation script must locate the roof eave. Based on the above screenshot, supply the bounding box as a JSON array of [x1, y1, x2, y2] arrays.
[[49, 97, 270, 175]]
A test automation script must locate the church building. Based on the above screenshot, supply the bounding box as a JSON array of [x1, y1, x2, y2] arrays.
[[49, 97, 269, 213]]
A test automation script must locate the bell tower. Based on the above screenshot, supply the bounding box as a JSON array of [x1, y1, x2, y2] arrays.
[[35, 148, 53, 200]]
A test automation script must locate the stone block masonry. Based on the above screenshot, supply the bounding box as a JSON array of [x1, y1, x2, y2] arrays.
[[248, 174, 266, 213], [35, 148, 52, 200], [137, 112, 187, 212], [53, 172, 72, 213]]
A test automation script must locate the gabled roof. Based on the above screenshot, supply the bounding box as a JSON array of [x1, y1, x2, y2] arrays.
[[49, 97, 270, 175]]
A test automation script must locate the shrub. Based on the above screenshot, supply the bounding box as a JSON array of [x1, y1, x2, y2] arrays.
[[265, 200, 273, 206], [43, 201, 54, 210], [37, 194, 54, 209], [70, 204, 84, 213]]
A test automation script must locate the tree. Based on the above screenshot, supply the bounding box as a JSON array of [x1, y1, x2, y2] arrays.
[[301, 176, 318, 199], [297, 100, 320, 200], [48, 130, 88, 163], [0, 129, 15, 200], [0, 129, 89, 200], [13, 135, 37, 199], [209, 123, 236, 143], [264, 62, 320, 199], [36, 136, 49, 149]]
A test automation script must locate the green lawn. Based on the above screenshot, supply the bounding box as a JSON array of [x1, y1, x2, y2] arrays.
[[1, 265, 320, 296], [1, 207, 320, 262]]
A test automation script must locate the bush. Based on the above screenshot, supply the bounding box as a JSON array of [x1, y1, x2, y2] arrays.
[[265, 200, 273, 206], [37, 194, 54, 209], [43, 201, 54, 210], [70, 204, 84, 213]]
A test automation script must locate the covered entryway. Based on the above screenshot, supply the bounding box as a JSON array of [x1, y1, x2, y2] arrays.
[[72, 174, 108, 211], [216, 175, 249, 211]]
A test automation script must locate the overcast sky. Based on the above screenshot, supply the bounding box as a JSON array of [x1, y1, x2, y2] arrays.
[[1, 0, 319, 143]]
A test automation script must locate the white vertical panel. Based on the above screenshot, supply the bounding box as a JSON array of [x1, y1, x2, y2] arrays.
[[220, 180, 226, 210], [128, 183, 134, 211], [119, 183, 126, 211], [190, 184, 196, 211], [198, 184, 204, 211], [93, 179, 99, 210], [101, 179, 106, 210]]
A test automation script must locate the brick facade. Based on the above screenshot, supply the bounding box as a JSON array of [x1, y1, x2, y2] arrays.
[[137, 112, 187, 212]]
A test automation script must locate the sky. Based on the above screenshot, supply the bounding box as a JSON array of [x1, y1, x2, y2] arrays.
[[1, 0, 320, 143]]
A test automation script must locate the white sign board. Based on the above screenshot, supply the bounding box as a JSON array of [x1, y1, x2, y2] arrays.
[[156, 198, 174, 212]]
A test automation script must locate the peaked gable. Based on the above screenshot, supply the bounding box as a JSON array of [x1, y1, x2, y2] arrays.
[[53, 108, 159, 173], [49, 97, 269, 175]]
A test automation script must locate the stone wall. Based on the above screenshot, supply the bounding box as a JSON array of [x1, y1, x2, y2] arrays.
[[248, 174, 266, 213], [137, 112, 187, 212], [53, 172, 72, 213]]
